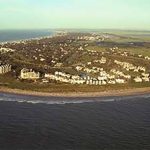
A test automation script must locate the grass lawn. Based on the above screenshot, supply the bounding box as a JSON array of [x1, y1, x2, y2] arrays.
[[119, 47, 150, 57], [86, 46, 107, 52], [86, 45, 150, 57]]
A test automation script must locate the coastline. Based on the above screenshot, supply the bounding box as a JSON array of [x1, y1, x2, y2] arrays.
[[0, 86, 150, 98], [0, 30, 150, 99], [0, 30, 56, 44]]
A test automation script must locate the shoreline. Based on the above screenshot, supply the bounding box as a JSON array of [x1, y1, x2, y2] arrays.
[[0, 30, 56, 44], [0, 86, 150, 98]]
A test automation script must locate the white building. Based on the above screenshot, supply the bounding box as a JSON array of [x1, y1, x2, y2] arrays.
[[20, 68, 40, 80], [134, 77, 142, 83], [0, 64, 11, 74], [142, 77, 149, 82], [116, 79, 125, 84]]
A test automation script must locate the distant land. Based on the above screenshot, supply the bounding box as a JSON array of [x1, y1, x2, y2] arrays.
[[0, 29, 150, 42]]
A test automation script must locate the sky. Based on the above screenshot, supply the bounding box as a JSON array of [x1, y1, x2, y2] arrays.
[[0, 0, 150, 30]]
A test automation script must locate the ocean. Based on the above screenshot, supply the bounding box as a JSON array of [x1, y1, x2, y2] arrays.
[[0, 29, 53, 42], [0, 92, 150, 150]]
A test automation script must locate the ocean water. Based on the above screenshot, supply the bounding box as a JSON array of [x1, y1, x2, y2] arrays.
[[0, 29, 53, 42], [0, 92, 150, 150]]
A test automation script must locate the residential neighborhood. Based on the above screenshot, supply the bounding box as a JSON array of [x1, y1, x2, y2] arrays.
[[0, 32, 150, 89]]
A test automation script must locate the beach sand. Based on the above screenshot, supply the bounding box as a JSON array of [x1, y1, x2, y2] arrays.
[[0, 86, 150, 98]]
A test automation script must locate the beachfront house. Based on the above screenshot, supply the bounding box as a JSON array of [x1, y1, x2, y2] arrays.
[[20, 68, 40, 80], [0, 64, 11, 74], [134, 77, 142, 83]]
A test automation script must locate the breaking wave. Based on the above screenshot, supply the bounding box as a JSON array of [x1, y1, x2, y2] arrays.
[[0, 95, 115, 105], [0, 93, 149, 105], [0, 98, 102, 105]]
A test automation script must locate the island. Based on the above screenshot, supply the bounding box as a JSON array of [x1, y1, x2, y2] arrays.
[[0, 30, 150, 97]]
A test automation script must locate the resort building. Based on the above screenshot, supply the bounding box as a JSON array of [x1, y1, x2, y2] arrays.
[[20, 68, 40, 80]]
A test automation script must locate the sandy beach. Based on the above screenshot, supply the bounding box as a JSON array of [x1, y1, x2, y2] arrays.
[[0, 86, 150, 98]]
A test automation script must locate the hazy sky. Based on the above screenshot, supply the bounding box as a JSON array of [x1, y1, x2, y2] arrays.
[[0, 0, 150, 30]]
